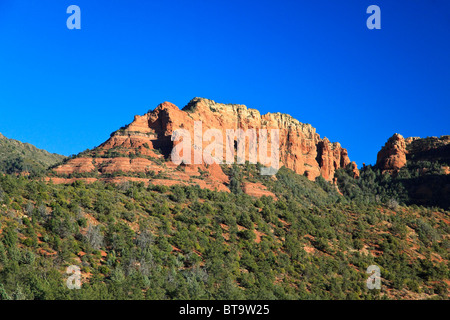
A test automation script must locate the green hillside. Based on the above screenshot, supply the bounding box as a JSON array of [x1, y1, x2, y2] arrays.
[[0, 165, 448, 300], [0, 133, 65, 175]]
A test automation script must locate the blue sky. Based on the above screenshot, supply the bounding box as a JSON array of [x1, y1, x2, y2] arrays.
[[0, 0, 449, 166]]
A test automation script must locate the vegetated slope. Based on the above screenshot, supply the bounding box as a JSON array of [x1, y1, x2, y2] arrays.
[[0, 165, 448, 300], [337, 134, 450, 209], [0, 133, 65, 175]]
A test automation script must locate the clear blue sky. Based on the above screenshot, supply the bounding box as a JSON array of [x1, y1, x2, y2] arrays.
[[0, 0, 449, 166]]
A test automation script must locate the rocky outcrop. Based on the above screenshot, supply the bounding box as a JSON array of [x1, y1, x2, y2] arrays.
[[131, 98, 354, 181], [316, 138, 352, 181], [376, 134, 450, 174], [375, 134, 450, 209], [51, 98, 357, 194], [242, 182, 277, 199], [350, 161, 360, 178], [405, 135, 450, 163], [376, 133, 408, 173]]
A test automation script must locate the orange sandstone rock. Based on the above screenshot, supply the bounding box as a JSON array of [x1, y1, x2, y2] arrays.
[[376, 133, 407, 173], [52, 97, 357, 194], [376, 134, 450, 174]]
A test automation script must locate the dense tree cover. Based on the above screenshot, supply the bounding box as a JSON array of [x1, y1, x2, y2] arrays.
[[0, 167, 448, 300], [336, 162, 450, 209]]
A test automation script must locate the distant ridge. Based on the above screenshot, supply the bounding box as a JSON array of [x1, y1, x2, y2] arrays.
[[0, 132, 65, 174]]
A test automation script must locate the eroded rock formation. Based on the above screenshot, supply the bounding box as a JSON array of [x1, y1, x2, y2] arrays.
[[52, 98, 358, 194], [376, 133, 450, 174], [376, 133, 408, 173]]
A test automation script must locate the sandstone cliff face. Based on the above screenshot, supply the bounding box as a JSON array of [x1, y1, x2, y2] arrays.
[[52, 98, 357, 193], [376, 133, 408, 173]]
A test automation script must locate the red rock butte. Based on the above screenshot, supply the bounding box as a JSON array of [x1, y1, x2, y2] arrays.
[[51, 98, 359, 194], [376, 133, 450, 174]]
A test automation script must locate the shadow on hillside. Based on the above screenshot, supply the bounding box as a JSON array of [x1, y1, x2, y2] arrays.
[[398, 174, 450, 210]]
